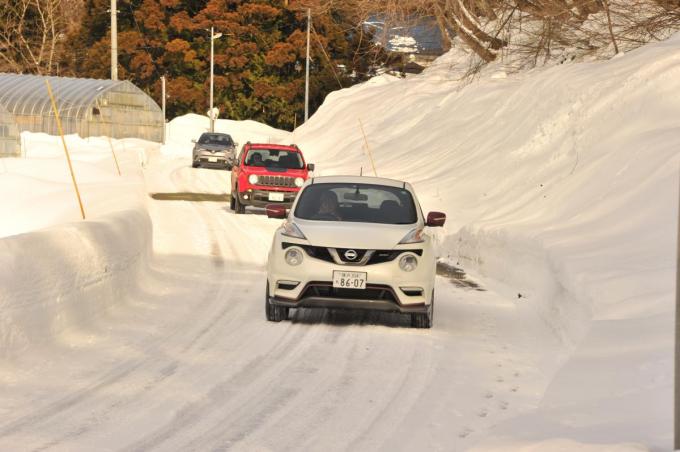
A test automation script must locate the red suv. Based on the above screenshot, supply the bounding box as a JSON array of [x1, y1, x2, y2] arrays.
[[230, 143, 314, 214]]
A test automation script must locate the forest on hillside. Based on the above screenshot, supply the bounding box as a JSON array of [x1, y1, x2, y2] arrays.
[[2, 0, 679, 128]]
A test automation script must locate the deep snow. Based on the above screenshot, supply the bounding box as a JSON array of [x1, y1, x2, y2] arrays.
[[0, 31, 678, 452]]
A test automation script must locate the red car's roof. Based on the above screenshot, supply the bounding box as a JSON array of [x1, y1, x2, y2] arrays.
[[246, 143, 301, 152]]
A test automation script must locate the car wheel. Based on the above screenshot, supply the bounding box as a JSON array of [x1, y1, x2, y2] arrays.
[[412, 292, 434, 329], [229, 193, 236, 211], [265, 282, 289, 322], [234, 188, 246, 214], [192, 161, 199, 168]]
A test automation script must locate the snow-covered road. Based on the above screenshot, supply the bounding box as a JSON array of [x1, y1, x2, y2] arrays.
[[0, 152, 563, 451]]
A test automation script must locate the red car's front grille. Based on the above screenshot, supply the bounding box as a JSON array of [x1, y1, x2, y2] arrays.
[[258, 175, 296, 187]]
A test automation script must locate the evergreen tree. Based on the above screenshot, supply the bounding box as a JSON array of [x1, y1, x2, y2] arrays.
[[68, 0, 383, 129]]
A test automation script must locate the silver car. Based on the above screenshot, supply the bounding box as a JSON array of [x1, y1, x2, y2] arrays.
[[192, 133, 237, 169]]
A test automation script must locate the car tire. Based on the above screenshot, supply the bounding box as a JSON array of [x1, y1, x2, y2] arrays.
[[412, 292, 434, 329], [234, 187, 246, 214], [265, 282, 289, 322], [192, 161, 199, 168], [229, 193, 236, 211]]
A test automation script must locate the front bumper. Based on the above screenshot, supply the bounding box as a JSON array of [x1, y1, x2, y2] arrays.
[[267, 238, 435, 312], [239, 189, 298, 208], [194, 152, 235, 167], [268, 284, 430, 314]]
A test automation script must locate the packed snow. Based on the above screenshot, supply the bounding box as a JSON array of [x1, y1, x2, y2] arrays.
[[0, 32, 678, 452]]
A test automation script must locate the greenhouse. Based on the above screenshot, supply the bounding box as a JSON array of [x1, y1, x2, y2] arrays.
[[0, 102, 19, 157], [0, 74, 163, 153]]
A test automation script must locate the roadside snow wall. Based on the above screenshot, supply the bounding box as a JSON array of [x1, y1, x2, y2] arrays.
[[296, 34, 680, 447], [0, 135, 152, 359]]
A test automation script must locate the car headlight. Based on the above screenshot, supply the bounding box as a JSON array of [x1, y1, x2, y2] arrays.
[[248, 174, 259, 184], [294, 177, 304, 187], [281, 221, 306, 239], [285, 248, 304, 266], [398, 228, 424, 244], [399, 254, 418, 272]]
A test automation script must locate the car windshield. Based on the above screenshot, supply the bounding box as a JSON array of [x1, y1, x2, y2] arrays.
[[198, 133, 234, 146], [294, 183, 418, 224], [245, 149, 304, 169]]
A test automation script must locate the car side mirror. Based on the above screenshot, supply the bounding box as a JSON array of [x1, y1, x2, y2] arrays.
[[426, 211, 446, 227], [307, 163, 315, 172], [266, 204, 287, 219], [191, 139, 197, 143]]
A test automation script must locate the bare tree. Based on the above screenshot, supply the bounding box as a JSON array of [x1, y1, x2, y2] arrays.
[[0, 0, 71, 74]]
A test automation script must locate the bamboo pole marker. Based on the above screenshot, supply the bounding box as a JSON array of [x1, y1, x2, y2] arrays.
[[107, 136, 122, 176], [358, 117, 377, 176], [44, 79, 86, 220]]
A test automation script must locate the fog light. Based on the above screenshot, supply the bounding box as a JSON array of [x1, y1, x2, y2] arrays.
[[400, 287, 424, 296], [399, 254, 418, 272], [243, 194, 249, 200], [285, 248, 303, 266]]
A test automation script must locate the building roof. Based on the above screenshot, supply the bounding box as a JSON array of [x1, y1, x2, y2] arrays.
[[0, 73, 150, 118]]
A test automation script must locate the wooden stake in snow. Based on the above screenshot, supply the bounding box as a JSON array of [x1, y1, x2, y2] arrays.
[[675, 176, 680, 450], [358, 118, 377, 177], [107, 136, 122, 176], [44, 79, 86, 220]]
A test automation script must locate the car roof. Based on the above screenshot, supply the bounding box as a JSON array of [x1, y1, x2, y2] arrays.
[[201, 132, 231, 136], [308, 175, 413, 190], [246, 143, 300, 152]]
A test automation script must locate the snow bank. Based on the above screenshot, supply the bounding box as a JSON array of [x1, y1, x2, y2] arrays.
[[296, 33, 680, 448], [0, 133, 151, 238], [0, 207, 151, 359], [0, 134, 153, 359]]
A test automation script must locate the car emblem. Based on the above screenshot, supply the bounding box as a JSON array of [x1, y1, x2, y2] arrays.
[[344, 249, 358, 261]]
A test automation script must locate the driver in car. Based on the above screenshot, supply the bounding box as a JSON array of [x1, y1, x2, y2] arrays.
[[316, 191, 342, 220], [249, 153, 263, 166]]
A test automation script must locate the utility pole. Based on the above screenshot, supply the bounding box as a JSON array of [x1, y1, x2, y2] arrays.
[[110, 0, 117, 80], [161, 76, 166, 144], [208, 27, 222, 133], [210, 26, 215, 133], [304, 7, 310, 123]]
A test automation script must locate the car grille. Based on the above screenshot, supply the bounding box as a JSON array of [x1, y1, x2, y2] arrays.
[[282, 243, 422, 266], [300, 282, 397, 303], [258, 175, 296, 187]]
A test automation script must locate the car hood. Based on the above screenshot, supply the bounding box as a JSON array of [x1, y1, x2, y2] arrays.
[[293, 219, 417, 249], [195, 143, 234, 151], [246, 167, 307, 176]]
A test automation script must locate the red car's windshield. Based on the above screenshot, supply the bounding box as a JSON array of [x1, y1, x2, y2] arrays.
[[245, 149, 304, 170]]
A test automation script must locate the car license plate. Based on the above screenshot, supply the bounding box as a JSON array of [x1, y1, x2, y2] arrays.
[[333, 271, 367, 289], [208, 157, 217, 163], [268, 192, 284, 202]]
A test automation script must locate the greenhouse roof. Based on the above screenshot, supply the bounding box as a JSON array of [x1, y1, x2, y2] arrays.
[[0, 73, 144, 118]]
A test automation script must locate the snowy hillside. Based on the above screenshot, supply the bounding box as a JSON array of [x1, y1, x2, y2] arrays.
[[294, 34, 680, 448]]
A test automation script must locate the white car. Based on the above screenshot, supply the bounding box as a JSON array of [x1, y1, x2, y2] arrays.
[[265, 176, 446, 328]]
